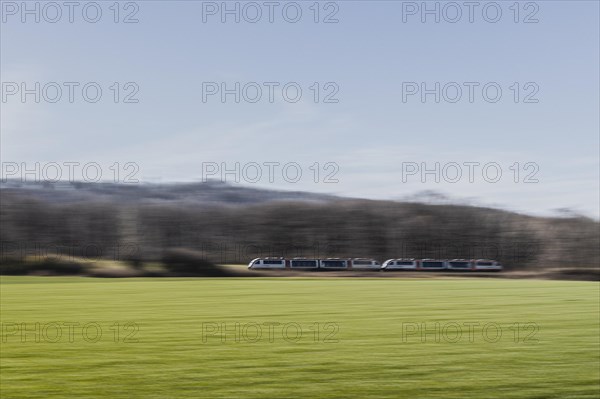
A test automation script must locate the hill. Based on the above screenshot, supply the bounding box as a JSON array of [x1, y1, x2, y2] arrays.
[[1, 180, 598, 273]]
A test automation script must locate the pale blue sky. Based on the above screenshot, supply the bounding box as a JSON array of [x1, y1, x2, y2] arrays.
[[1, 1, 599, 217]]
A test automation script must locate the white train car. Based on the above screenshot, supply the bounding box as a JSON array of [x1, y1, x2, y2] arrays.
[[446, 259, 474, 271], [381, 259, 418, 270], [319, 258, 349, 269], [289, 258, 319, 269], [247, 257, 503, 272], [419, 259, 446, 270], [247, 257, 286, 269], [473, 259, 503, 271], [349, 258, 381, 270]]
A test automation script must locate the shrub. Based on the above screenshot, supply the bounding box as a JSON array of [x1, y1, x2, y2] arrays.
[[0, 258, 32, 275], [161, 248, 229, 277], [35, 257, 84, 275], [0, 256, 84, 275]]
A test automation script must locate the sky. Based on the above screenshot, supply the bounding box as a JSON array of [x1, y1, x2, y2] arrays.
[[1, 0, 599, 218]]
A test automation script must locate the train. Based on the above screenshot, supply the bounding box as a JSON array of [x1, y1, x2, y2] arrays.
[[248, 257, 502, 271]]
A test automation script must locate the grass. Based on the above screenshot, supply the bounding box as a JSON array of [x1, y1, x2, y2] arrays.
[[1, 277, 598, 398]]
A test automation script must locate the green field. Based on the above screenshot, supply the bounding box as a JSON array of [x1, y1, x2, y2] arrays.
[[1, 277, 598, 398]]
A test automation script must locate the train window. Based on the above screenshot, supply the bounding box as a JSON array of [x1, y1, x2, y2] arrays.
[[322, 260, 346, 267], [396, 261, 414, 266], [353, 260, 372, 265], [291, 260, 317, 267], [477, 262, 493, 266], [263, 260, 284, 265], [422, 261, 444, 268], [449, 262, 470, 268]]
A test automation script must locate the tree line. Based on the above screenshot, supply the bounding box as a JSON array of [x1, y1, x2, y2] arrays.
[[1, 189, 598, 272]]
